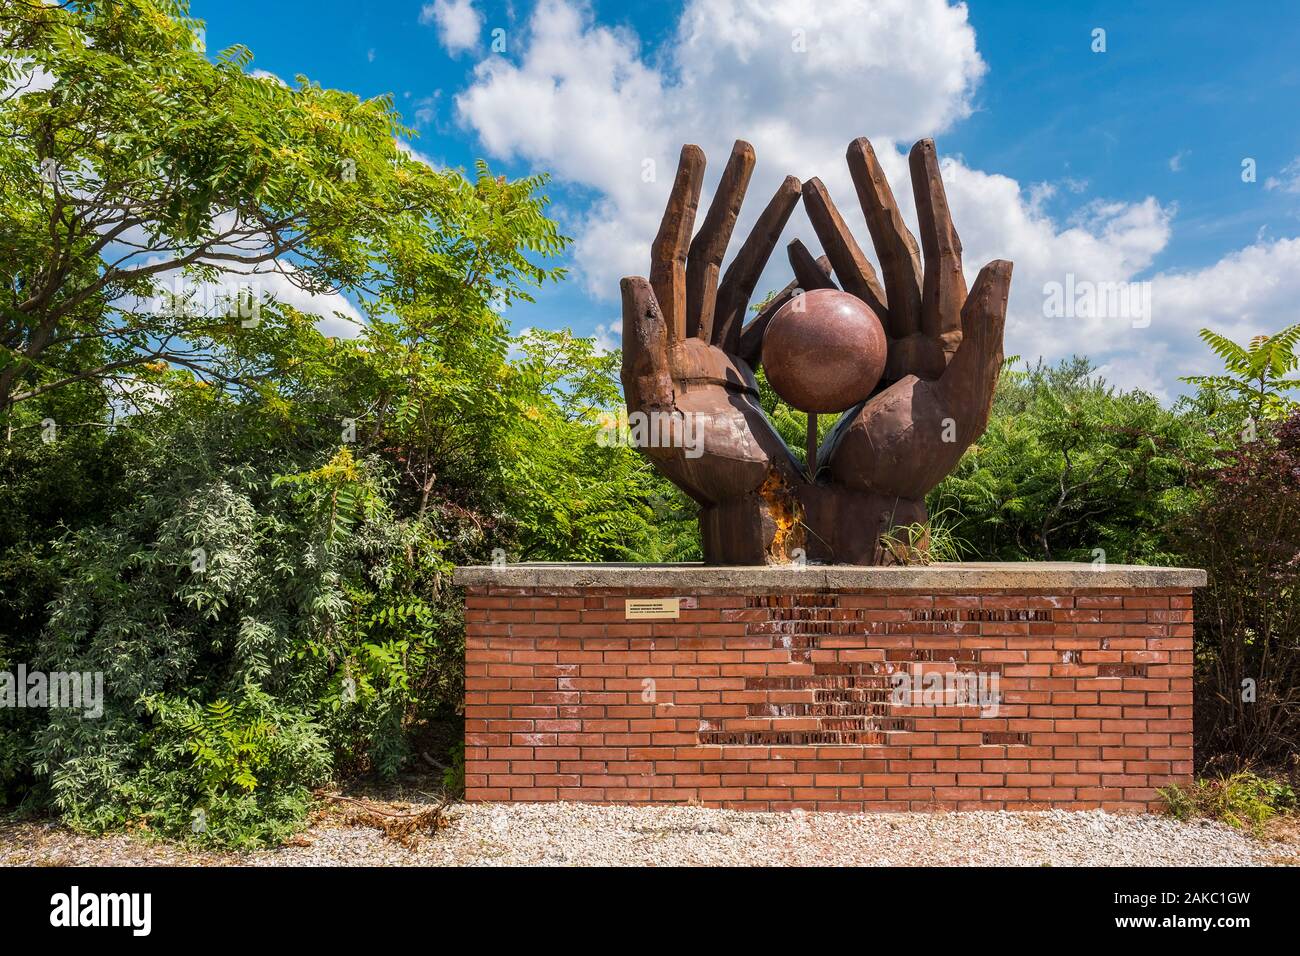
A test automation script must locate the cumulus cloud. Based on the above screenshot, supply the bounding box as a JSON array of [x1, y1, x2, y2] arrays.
[[421, 0, 483, 55], [253, 269, 364, 337], [1149, 237, 1300, 364], [1065, 238, 1300, 397], [451, 0, 1299, 399], [456, 0, 986, 300], [941, 172, 1173, 378], [115, 210, 366, 340], [137, 261, 364, 339]]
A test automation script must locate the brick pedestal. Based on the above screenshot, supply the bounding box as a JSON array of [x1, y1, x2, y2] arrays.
[[454, 563, 1204, 813]]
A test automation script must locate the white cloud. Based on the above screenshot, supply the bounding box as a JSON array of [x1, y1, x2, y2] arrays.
[[1026, 236, 1300, 398], [1264, 157, 1300, 193], [254, 269, 364, 337], [451, 0, 1299, 399], [422, 0, 483, 55], [593, 321, 620, 354], [138, 263, 364, 339], [107, 374, 171, 420], [1149, 237, 1300, 371], [456, 0, 986, 301], [119, 214, 366, 341], [941, 171, 1173, 375], [1168, 150, 1188, 172], [248, 68, 287, 85], [396, 138, 441, 169], [1020, 236, 1300, 398], [507, 326, 531, 361], [3, 61, 55, 97], [1094, 353, 1174, 403], [412, 91, 441, 126], [175, 212, 364, 335]]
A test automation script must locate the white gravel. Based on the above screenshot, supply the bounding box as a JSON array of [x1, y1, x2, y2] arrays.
[[6, 802, 1290, 866], [253, 803, 1283, 867]]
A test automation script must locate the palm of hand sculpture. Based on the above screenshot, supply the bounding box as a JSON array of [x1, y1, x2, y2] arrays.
[[620, 136, 1012, 565]]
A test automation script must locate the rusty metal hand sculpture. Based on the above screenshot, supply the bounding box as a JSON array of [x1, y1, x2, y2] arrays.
[[620, 137, 1012, 565]]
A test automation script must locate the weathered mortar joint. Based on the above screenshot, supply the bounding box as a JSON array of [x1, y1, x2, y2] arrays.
[[455, 563, 1203, 813]]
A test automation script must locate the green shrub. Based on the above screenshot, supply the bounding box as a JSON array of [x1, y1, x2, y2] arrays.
[[1161, 771, 1298, 833], [933, 356, 1223, 563], [0, 724, 25, 807], [442, 740, 466, 796], [875, 507, 968, 565], [1178, 411, 1300, 765], [14, 407, 462, 845], [126, 688, 330, 847]]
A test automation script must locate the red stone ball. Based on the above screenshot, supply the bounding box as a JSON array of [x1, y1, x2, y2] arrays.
[[761, 288, 887, 413]]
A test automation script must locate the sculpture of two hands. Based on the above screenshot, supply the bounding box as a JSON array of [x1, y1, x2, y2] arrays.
[[620, 137, 1012, 565]]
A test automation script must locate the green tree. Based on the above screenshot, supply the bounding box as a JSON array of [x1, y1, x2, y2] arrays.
[[0, 0, 591, 842], [933, 357, 1221, 563], [0, 0, 564, 418], [1181, 324, 1300, 424], [505, 329, 663, 561]]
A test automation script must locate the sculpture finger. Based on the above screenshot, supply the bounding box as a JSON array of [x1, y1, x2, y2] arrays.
[[686, 140, 755, 342], [713, 174, 801, 354], [801, 177, 888, 318], [620, 275, 675, 413], [650, 144, 706, 342], [909, 139, 966, 352], [847, 137, 923, 339], [738, 279, 794, 369], [736, 250, 832, 368], [937, 260, 1012, 442], [787, 239, 837, 293]]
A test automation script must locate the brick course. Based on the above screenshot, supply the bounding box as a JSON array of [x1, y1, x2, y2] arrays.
[[463, 586, 1194, 812]]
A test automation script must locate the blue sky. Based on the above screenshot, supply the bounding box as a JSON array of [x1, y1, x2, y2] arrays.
[[197, 0, 1300, 400]]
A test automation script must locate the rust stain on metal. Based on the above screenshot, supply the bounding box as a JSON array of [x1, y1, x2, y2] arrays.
[[757, 466, 804, 562]]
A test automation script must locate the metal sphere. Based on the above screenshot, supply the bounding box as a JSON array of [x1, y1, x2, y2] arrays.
[[761, 288, 887, 413]]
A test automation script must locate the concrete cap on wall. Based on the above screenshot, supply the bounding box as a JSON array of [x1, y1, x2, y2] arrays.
[[453, 562, 1208, 591]]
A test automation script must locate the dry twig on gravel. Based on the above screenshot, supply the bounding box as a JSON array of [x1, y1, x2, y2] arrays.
[[314, 791, 453, 849]]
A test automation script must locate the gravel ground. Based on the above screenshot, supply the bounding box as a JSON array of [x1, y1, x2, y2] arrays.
[[3, 802, 1295, 867]]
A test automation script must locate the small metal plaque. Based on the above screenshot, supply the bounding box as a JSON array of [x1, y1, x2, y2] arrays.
[[624, 598, 681, 620]]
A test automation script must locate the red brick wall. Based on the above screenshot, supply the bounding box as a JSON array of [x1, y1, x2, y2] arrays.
[[463, 586, 1193, 812]]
